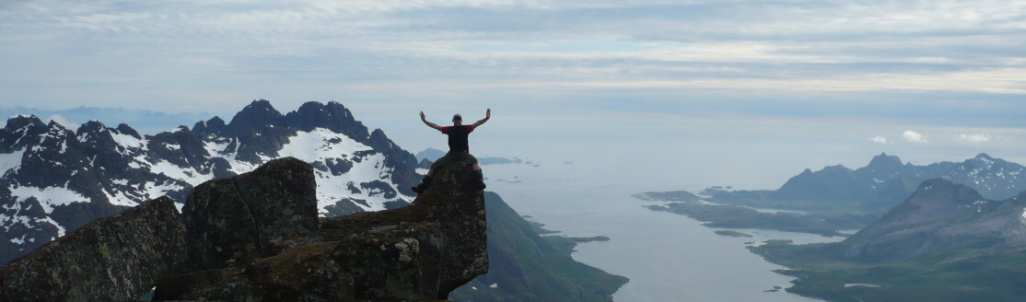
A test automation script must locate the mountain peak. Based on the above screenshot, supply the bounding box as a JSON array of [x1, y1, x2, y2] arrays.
[[243, 99, 277, 113], [284, 101, 368, 139], [192, 116, 226, 137], [115, 123, 141, 139], [226, 99, 284, 135], [974, 153, 994, 161], [869, 152, 903, 166], [862, 153, 904, 176], [907, 178, 984, 206], [77, 121, 108, 133], [4, 115, 45, 131]]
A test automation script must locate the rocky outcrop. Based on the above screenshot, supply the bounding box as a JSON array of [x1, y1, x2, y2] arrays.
[[0, 197, 186, 302], [153, 155, 488, 301], [182, 157, 320, 271]]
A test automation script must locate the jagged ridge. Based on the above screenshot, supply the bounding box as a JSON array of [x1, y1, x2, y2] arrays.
[[0, 100, 419, 264], [706, 153, 1026, 211]]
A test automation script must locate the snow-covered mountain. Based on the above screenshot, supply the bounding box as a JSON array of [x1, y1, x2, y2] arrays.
[[775, 153, 1026, 206], [0, 100, 419, 264]]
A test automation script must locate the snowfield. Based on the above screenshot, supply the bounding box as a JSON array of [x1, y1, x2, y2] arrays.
[[0, 149, 25, 175]]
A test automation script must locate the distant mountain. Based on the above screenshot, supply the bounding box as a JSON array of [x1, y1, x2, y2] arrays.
[[752, 180, 1026, 301], [839, 179, 1026, 261], [0, 106, 211, 134], [706, 153, 1026, 211], [0, 100, 419, 264], [416, 147, 447, 162], [417, 147, 531, 167]]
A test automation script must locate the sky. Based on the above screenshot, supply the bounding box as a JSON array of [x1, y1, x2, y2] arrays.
[[2, 0, 1026, 189]]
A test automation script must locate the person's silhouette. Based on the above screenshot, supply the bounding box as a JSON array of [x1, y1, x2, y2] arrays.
[[413, 109, 490, 194]]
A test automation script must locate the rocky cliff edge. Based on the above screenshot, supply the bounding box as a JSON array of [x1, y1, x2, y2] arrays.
[[0, 155, 488, 302]]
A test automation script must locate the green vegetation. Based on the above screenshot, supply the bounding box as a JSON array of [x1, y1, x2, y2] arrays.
[[750, 242, 1026, 302], [450, 192, 628, 302]]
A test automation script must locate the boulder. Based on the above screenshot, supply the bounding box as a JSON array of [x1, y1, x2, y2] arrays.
[[0, 197, 186, 302], [182, 157, 319, 271]]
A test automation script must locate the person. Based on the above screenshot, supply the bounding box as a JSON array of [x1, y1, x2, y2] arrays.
[[412, 109, 491, 194]]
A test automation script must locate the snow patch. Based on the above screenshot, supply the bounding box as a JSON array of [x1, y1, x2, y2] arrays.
[[274, 128, 410, 213], [9, 185, 90, 213], [149, 160, 213, 186], [36, 216, 67, 237], [110, 132, 146, 150], [142, 180, 184, 201], [203, 139, 258, 175], [276, 128, 373, 162], [103, 188, 139, 207], [203, 139, 230, 156], [0, 149, 26, 175]]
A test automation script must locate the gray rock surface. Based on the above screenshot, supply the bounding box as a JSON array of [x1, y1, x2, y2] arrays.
[[182, 157, 319, 271], [0, 197, 186, 302]]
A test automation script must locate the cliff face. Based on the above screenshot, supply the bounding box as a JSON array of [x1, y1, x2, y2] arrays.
[[0, 156, 487, 301]]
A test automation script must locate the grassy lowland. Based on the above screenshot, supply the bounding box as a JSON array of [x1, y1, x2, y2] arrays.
[[750, 241, 1026, 302]]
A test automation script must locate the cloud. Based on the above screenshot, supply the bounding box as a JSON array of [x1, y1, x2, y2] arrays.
[[902, 130, 928, 143], [869, 136, 888, 144], [958, 133, 991, 143]]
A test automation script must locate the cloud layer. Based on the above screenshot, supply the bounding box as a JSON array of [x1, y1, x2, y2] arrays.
[[2, 0, 1026, 115]]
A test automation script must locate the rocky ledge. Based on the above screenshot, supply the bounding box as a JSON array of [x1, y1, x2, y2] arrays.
[[0, 156, 488, 302]]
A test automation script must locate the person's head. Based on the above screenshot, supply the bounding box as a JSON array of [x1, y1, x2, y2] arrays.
[[452, 114, 463, 126]]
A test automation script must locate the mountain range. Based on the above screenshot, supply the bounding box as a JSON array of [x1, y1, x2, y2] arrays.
[[705, 153, 1026, 212], [0, 100, 418, 264], [752, 179, 1026, 301]]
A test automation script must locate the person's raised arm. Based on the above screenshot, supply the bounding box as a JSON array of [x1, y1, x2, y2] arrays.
[[472, 108, 491, 127], [421, 111, 445, 131]]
